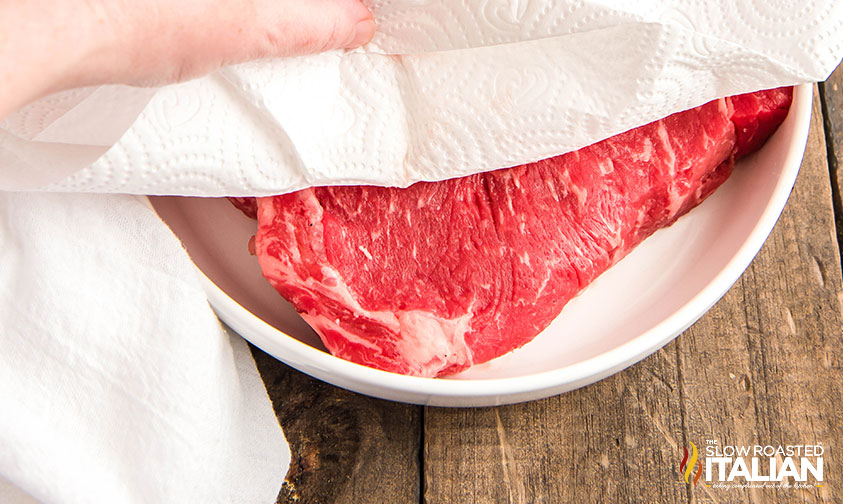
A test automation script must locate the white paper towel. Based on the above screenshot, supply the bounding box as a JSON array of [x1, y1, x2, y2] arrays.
[[1, 0, 841, 196]]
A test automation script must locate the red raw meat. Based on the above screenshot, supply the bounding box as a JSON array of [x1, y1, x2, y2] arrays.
[[254, 88, 792, 377], [228, 197, 258, 219]]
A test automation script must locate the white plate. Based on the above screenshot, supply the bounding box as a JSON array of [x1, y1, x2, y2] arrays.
[[151, 85, 812, 407]]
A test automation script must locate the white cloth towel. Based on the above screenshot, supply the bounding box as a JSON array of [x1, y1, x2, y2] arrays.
[[0, 191, 289, 503]]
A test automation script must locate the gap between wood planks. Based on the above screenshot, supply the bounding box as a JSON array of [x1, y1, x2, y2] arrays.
[[819, 66, 843, 269], [419, 407, 425, 504]]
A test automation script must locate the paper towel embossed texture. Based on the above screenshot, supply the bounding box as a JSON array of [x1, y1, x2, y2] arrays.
[[1, 0, 842, 196]]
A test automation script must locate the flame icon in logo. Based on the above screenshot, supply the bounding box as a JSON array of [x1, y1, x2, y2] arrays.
[[679, 442, 703, 486]]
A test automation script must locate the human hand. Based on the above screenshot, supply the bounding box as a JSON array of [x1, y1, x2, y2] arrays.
[[0, 0, 375, 118]]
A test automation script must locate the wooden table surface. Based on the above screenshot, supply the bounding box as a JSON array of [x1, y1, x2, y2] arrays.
[[249, 64, 843, 504]]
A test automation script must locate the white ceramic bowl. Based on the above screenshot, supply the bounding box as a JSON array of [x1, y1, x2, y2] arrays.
[[151, 85, 812, 407]]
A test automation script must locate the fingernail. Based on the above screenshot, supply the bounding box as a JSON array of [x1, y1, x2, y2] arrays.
[[345, 19, 376, 49]]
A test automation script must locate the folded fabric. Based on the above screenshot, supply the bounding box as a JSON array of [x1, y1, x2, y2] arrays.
[[0, 191, 288, 503]]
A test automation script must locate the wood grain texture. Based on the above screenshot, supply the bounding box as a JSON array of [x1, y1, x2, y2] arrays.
[[424, 344, 688, 504], [251, 346, 421, 504], [821, 63, 843, 256], [422, 88, 843, 504]]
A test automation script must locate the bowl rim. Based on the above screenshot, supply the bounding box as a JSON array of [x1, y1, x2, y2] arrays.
[[195, 84, 813, 406]]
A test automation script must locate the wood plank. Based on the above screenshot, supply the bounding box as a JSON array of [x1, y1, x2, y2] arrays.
[[423, 89, 843, 503], [424, 344, 688, 503], [677, 86, 843, 503], [251, 346, 422, 504], [821, 62, 843, 253]]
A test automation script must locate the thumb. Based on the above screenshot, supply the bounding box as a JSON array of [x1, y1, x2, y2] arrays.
[[66, 0, 378, 88], [257, 0, 376, 57]]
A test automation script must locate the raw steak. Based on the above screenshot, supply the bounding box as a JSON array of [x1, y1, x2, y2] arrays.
[[227, 197, 258, 219], [254, 88, 792, 377]]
